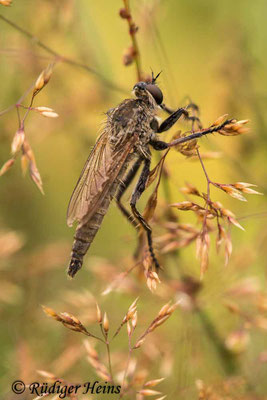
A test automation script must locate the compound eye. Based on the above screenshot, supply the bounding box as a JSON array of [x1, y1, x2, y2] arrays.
[[146, 84, 163, 105], [133, 82, 147, 90]]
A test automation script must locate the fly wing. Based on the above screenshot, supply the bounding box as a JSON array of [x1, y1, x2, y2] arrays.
[[67, 130, 137, 227]]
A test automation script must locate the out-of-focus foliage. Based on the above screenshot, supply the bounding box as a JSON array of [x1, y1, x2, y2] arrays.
[[1, 0, 267, 399]]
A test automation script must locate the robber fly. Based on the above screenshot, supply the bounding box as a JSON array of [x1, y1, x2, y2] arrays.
[[67, 72, 232, 277]]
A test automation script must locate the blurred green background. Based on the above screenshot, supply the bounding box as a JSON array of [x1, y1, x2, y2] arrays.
[[1, 0, 267, 399]]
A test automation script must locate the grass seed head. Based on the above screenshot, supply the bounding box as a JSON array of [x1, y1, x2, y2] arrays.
[[172, 130, 198, 156], [170, 201, 195, 210], [220, 185, 247, 202], [216, 224, 226, 253], [0, 0, 12, 6], [42, 305, 62, 322], [123, 304, 138, 324], [158, 302, 171, 318], [11, 127, 25, 155], [142, 249, 153, 271], [29, 160, 44, 195], [146, 270, 161, 292], [138, 389, 162, 396], [59, 312, 88, 334], [0, 158, 15, 176], [134, 337, 146, 349], [37, 370, 57, 381], [144, 378, 165, 387], [140, 300, 179, 342], [33, 64, 54, 96], [218, 119, 249, 136], [35, 106, 59, 118], [212, 114, 228, 126], [41, 111, 59, 118], [21, 139, 44, 194], [224, 234, 233, 266], [42, 306, 91, 335], [103, 312, 109, 333], [95, 302, 102, 323], [84, 341, 111, 381], [196, 233, 210, 277], [35, 106, 54, 112], [124, 297, 139, 321], [143, 189, 159, 222], [132, 310, 138, 329], [241, 187, 263, 195], [21, 154, 29, 176], [127, 321, 132, 336], [228, 217, 245, 231], [34, 71, 45, 92], [180, 183, 201, 197]]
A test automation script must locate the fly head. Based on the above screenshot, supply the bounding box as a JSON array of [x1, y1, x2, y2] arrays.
[[133, 72, 163, 106]]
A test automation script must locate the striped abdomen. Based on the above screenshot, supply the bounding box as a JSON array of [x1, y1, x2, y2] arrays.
[[68, 192, 113, 277]]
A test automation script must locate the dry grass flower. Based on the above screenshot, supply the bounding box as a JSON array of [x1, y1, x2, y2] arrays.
[[0, 0, 12, 6], [0, 63, 56, 194], [41, 297, 176, 399]]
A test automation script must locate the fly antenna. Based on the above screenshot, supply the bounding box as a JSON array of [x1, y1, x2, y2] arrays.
[[152, 70, 162, 84]]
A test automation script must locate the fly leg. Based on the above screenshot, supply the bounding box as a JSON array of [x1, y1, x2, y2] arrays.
[[148, 106, 188, 151], [161, 101, 199, 115], [149, 118, 234, 151], [157, 107, 189, 133], [160, 103, 202, 130], [116, 157, 157, 261], [185, 102, 202, 130], [130, 158, 160, 270], [116, 157, 142, 229]]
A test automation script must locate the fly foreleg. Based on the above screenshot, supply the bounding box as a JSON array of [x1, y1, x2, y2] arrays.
[[157, 107, 189, 133], [130, 158, 160, 270], [160, 102, 202, 130], [149, 118, 234, 151]]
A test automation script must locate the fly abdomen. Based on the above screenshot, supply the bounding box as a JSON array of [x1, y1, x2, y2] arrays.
[[68, 197, 113, 277]]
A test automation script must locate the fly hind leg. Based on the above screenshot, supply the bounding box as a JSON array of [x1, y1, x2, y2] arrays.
[[116, 157, 142, 230], [130, 158, 160, 271], [116, 157, 149, 260]]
